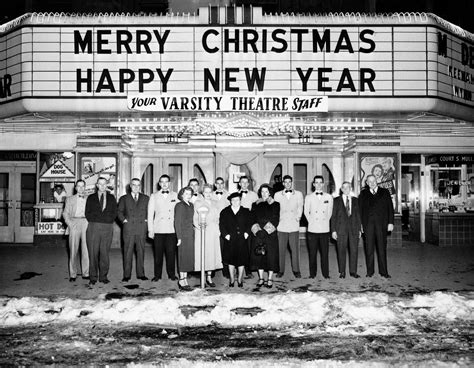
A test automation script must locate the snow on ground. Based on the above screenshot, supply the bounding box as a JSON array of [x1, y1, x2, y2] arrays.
[[128, 358, 472, 368], [1, 291, 472, 335]]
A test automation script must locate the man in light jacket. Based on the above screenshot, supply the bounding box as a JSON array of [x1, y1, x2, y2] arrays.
[[304, 175, 333, 279], [63, 179, 89, 282], [274, 175, 303, 278], [148, 174, 178, 281]]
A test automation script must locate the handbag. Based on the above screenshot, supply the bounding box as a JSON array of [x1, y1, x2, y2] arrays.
[[254, 230, 267, 256], [254, 242, 266, 256]]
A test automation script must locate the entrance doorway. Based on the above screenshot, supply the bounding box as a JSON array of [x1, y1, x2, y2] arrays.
[[136, 155, 215, 196], [401, 165, 421, 241], [0, 162, 36, 243]]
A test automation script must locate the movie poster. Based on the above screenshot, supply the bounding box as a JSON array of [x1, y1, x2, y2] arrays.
[[359, 154, 398, 211], [79, 155, 117, 195]]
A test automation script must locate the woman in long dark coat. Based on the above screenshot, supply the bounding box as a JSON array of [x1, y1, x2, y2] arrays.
[[174, 186, 195, 291], [219, 192, 251, 287], [250, 184, 280, 288]]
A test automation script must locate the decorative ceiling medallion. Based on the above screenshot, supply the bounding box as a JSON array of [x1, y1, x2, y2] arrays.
[[194, 113, 291, 137]]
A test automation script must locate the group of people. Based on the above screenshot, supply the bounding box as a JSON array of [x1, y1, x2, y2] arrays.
[[63, 172, 394, 289]]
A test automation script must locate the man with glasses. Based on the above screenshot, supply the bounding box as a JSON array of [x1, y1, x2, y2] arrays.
[[118, 178, 150, 282], [359, 174, 394, 278]]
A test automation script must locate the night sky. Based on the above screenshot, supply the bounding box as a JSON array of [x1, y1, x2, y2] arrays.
[[1, 0, 473, 34]]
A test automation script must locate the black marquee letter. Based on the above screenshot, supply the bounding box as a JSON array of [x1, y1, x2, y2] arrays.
[[438, 32, 447, 57], [76, 69, 92, 92], [360, 68, 376, 92], [336, 68, 356, 92], [296, 68, 313, 92], [204, 68, 220, 91], [359, 29, 375, 53], [74, 30, 92, 54], [202, 29, 219, 53]]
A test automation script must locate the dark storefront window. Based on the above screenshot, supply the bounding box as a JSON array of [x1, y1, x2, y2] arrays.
[[0, 173, 8, 226], [20, 173, 35, 227]]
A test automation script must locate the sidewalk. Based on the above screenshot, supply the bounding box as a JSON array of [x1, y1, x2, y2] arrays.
[[1, 241, 473, 299]]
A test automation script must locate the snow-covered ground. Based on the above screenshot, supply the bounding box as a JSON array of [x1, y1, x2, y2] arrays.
[[1, 291, 472, 366], [1, 290, 472, 335], [132, 359, 469, 368], [129, 359, 472, 367]]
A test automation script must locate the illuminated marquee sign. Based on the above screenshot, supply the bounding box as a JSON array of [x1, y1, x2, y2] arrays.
[[0, 20, 473, 115], [437, 32, 474, 103], [69, 27, 376, 104]]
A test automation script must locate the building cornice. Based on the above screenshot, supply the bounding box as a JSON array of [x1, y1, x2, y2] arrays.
[[1, 8, 472, 42]]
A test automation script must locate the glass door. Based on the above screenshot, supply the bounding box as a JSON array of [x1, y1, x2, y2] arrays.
[[161, 157, 213, 192], [0, 163, 36, 243], [402, 165, 421, 241], [288, 158, 314, 229], [288, 158, 314, 196], [0, 171, 13, 242], [162, 158, 186, 193]]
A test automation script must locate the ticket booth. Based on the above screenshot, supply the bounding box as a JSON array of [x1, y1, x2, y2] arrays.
[[34, 155, 76, 245]]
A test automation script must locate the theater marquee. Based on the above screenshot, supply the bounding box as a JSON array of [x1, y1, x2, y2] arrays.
[[0, 17, 473, 118]]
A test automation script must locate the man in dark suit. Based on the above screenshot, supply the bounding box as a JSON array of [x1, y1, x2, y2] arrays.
[[331, 181, 362, 279], [359, 174, 395, 278], [118, 178, 150, 282], [85, 176, 118, 285]]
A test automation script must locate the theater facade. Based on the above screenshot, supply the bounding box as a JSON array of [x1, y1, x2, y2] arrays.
[[0, 7, 473, 246]]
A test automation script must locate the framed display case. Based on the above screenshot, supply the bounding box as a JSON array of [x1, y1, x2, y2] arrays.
[[78, 153, 118, 195], [359, 153, 399, 213], [34, 203, 66, 235]]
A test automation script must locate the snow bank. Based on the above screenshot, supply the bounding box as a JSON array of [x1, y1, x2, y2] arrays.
[[129, 358, 472, 368], [1, 291, 472, 336]]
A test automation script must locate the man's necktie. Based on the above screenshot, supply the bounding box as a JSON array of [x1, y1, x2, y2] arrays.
[[372, 189, 376, 195], [193, 193, 198, 196], [216, 191, 223, 195], [78, 195, 84, 198], [162, 191, 169, 194], [241, 190, 248, 194], [316, 192, 323, 196], [134, 193, 138, 202], [100, 193, 104, 211], [346, 196, 351, 216], [285, 190, 293, 193]]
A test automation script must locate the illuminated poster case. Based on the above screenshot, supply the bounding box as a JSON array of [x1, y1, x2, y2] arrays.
[[78, 153, 117, 195], [359, 153, 399, 212]]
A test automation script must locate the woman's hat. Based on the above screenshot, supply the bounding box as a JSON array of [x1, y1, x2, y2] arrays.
[[227, 192, 242, 201]]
